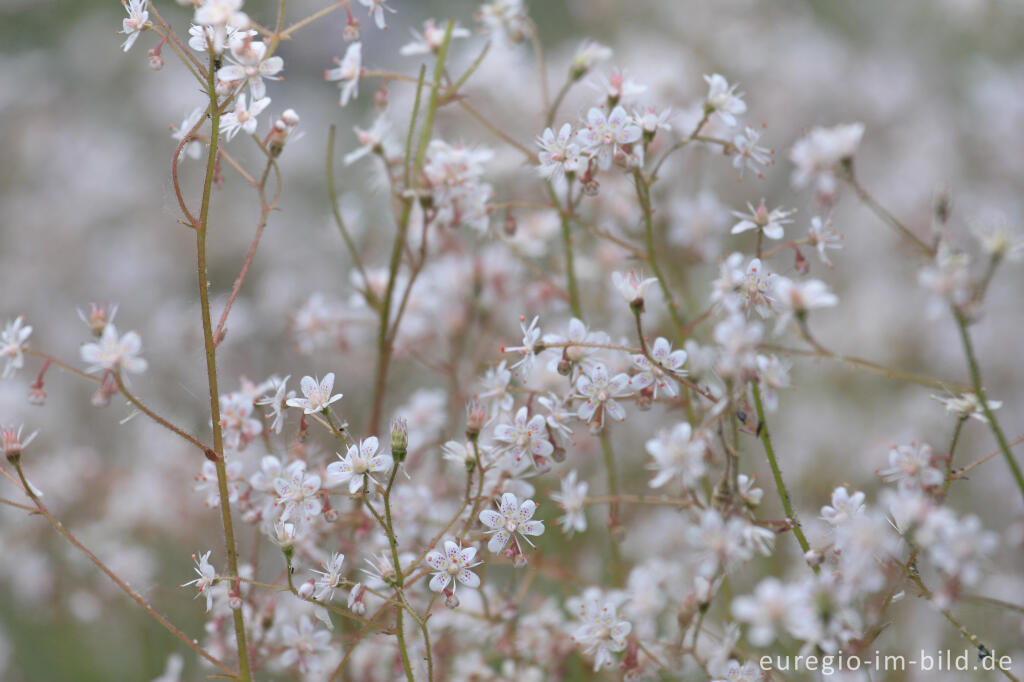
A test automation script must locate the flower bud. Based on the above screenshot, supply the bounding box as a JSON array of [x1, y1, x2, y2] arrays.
[[466, 399, 487, 437], [391, 417, 409, 463], [343, 22, 360, 42], [27, 386, 47, 406], [298, 580, 315, 599], [444, 591, 460, 609], [147, 50, 164, 71]]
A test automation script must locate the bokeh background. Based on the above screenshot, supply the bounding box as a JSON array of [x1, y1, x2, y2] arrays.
[[2, 0, 1024, 679]]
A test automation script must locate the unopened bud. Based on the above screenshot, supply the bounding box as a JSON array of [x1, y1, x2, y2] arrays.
[[444, 591, 460, 609], [466, 399, 487, 437], [297, 580, 315, 599], [343, 22, 360, 42], [374, 83, 388, 110], [391, 417, 409, 463], [28, 386, 47, 406], [228, 594, 243, 610], [147, 51, 164, 70]]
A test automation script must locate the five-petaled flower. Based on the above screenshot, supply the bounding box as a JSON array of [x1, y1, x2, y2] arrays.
[[311, 552, 345, 601], [182, 550, 217, 612], [217, 38, 283, 100], [479, 492, 545, 554], [80, 324, 148, 375], [286, 373, 343, 414], [1, 316, 32, 379], [326, 436, 392, 494], [273, 461, 323, 522], [325, 42, 362, 107], [424, 540, 481, 593], [632, 337, 687, 399], [494, 406, 554, 472], [119, 0, 149, 52], [575, 363, 631, 429]]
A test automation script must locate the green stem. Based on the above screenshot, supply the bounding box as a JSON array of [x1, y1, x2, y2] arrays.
[[751, 382, 815, 568], [547, 179, 582, 317], [953, 310, 1024, 503], [326, 125, 373, 305], [197, 55, 251, 680], [599, 431, 624, 586], [633, 170, 685, 334]]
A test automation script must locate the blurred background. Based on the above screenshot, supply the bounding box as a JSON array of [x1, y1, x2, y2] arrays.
[[2, 0, 1024, 679]]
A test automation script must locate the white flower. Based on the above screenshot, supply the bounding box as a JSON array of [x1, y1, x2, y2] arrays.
[[807, 215, 843, 266], [536, 123, 584, 180], [589, 69, 647, 103], [1, 316, 32, 379], [634, 106, 673, 136], [972, 217, 1024, 262], [422, 139, 494, 232], [632, 337, 687, 399], [399, 19, 470, 55], [754, 354, 790, 411], [171, 107, 205, 160], [570, 40, 613, 76], [286, 373, 343, 414], [646, 422, 707, 489], [504, 316, 542, 374], [219, 391, 262, 452], [80, 323, 148, 374], [730, 200, 794, 240], [575, 364, 631, 429], [477, 0, 529, 44], [255, 375, 293, 434], [217, 39, 283, 100], [188, 23, 254, 54], [311, 552, 345, 601], [931, 392, 1002, 423], [704, 74, 747, 127], [542, 317, 607, 370], [280, 616, 331, 674], [577, 106, 642, 170], [194, 459, 244, 507], [274, 461, 323, 522], [479, 492, 545, 554], [1, 424, 39, 460], [568, 588, 632, 672], [181, 550, 217, 612], [789, 122, 864, 194], [194, 0, 249, 32], [325, 437, 392, 494], [551, 470, 588, 536], [731, 578, 796, 647], [772, 277, 838, 332], [713, 313, 763, 378], [119, 0, 149, 52], [357, 0, 396, 30], [820, 486, 865, 525], [220, 94, 270, 141], [343, 115, 394, 165], [732, 126, 771, 177], [325, 42, 361, 107], [424, 540, 481, 593], [611, 270, 657, 305], [493, 406, 554, 472], [878, 442, 944, 490]]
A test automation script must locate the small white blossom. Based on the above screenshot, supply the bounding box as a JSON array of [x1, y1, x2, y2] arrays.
[[171, 107, 205, 160], [931, 392, 1002, 423], [218, 39, 283, 100], [807, 215, 843, 266], [536, 123, 584, 180], [732, 126, 772, 177], [399, 19, 470, 55], [568, 588, 632, 672], [326, 437, 392, 494], [878, 442, 943, 490], [181, 551, 217, 612], [119, 0, 149, 52], [704, 74, 747, 127], [632, 337, 687, 399], [503, 316, 543, 374], [274, 461, 323, 522], [577, 105, 642, 170], [772, 276, 838, 332], [575, 363, 631, 429], [325, 42, 362, 107], [551, 470, 588, 536], [789, 122, 864, 195], [357, 0, 396, 30], [731, 200, 794, 240], [220, 94, 270, 141], [570, 40, 613, 77], [1, 316, 32, 379], [286, 373, 343, 414], [820, 486, 865, 525], [80, 324, 148, 374], [280, 616, 331, 674], [494, 406, 554, 472], [646, 422, 707, 489], [311, 552, 345, 601], [479, 492, 545, 554], [255, 375, 293, 434], [611, 270, 658, 305], [424, 540, 481, 593]]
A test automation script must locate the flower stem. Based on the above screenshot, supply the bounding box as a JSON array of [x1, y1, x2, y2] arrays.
[[633, 169, 685, 335], [196, 55, 251, 681], [953, 310, 1024, 503], [750, 381, 815, 568]]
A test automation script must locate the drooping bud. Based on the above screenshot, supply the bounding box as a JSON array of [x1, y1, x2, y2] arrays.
[[466, 399, 487, 438]]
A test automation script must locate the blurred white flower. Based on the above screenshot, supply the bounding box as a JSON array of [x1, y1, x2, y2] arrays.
[[181, 550, 216, 612], [325, 42, 362, 107], [80, 324, 148, 374], [357, 0, 396, 30], [399, 19, 470, 56], [551, 470, 588, 536], [731, 200, 794, 240], [704, 73, 747, 127], [218, 38, 282, 100], [1, 316, 32, 379], [220, 94, 269, 141], [119, 0, 149, 52]]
